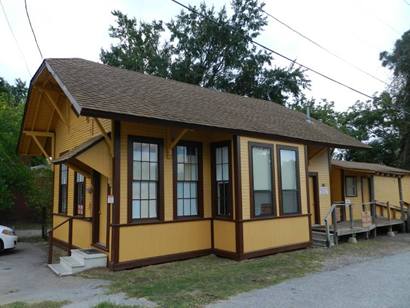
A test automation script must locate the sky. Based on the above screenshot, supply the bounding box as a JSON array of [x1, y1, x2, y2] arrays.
[[0, 0, 409, 111]]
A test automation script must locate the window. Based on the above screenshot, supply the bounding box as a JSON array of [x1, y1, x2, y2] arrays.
[[130, 139, 160, 220], [278, 147, 301, 215], [250, 144, 274, 217], [174, 143, 202, 218], [74, 172, 85, 216], [345, 176, 357, 197], [213, 143, 231, 217], [59, 164, 68, 214]]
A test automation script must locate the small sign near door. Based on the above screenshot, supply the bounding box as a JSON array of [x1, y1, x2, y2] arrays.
[[319, 186, 329, 195], [107, 195, 114, 204]]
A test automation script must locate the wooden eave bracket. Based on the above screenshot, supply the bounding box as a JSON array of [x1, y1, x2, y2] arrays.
[[38, 87, 69, 128], [93, 118, 113, 157], [166, 128, 191, 158], [23, 131, 55, 163]]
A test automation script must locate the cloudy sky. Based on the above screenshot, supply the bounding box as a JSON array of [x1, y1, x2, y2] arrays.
[[0, 0, 409, 110]]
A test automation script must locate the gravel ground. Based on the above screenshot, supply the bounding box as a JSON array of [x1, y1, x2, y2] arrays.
[[212, 244, 410, 308], [0, 242, 155, 307]]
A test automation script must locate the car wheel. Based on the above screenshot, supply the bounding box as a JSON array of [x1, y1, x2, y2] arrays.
[[0, 239, 3, 252]]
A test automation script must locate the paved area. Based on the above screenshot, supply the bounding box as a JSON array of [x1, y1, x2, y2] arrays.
[[212, 250, 410, 308], [0, 242, 155, 307]]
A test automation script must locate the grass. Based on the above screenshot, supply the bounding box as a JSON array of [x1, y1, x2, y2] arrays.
[[81, 234, 410, 307], [0, 301, 69, 308], [93, 302, 144, 308]]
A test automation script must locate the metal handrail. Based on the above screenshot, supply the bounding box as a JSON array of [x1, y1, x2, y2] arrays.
[[47, 217, 73, 264]]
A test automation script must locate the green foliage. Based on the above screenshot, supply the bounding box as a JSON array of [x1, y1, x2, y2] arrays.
[[101, 0, 310, 105]]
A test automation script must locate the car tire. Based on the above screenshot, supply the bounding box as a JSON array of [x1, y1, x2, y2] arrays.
[[0, 239, 3, 252]]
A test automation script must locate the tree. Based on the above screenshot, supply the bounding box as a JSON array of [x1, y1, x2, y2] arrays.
[[101, 0, 310, 105], [379, 30, 410, 168]]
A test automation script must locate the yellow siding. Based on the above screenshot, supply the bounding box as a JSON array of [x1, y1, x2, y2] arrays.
[[72, 219, 92, 248], [213, 220, 236, 252], [119, 220, 212, 262], [402, 176, 410, 202], [243, 216, 310, 253], [308, 149, 331, 223], [239, 136, 308, 220], [374, 175, 400, 206], [77, 140, 112, 179], [53, 215, 69, 243]]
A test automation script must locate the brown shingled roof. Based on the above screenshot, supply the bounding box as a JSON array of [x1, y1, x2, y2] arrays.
[[331, 160, 410, 175], [41, 58, 368, 149]]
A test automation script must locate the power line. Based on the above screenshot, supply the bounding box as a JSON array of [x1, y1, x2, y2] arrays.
[[0, 0, 31, 77], [261, 9, 388, 86], [24, 0, 43, 59], [170, 0, 374, 100]]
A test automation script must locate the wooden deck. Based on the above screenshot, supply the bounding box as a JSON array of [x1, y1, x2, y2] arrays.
[[312, 218, 404, 237]]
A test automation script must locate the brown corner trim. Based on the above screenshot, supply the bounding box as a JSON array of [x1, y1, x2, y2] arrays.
[[111, 120, 121, 266], [241, 241, 311, 260], [233, 135, 244, 259], [111, 249, 212, 271], [213, 248, 239, 260]]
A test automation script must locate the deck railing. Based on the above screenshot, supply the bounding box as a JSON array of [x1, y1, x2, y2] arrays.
[[47, 217, 73, 264]]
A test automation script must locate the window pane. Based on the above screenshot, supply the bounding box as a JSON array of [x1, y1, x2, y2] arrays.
[[252, 147, 272, 190], [254, 191, 273, 216], [191, 164, 197, 181], [183, 199, 190, 216], [133, 142, 141, 161], [184, 164, 191, 181], [345, 177, 356, 196], [150, 144, 158, 162], [177, 199, 183, 216], [177, 163, 184, 181], [184, 182, 190, 198], [149, 163, 158, 180], [141, 182, 149, 199], [216, 164, 222, 181], [222, 164, 229, 181], [132, 200, 140, 219], [177, 182, 184, 198], [76, 173, 84, 182], [191, 199, 198, 215], [132, 182, 140, 199], [280, 150, 297, 190], [190, 183, 197, 198], [149, 182, 156, 199], [141, 200, 149, 218], [216, 147, 221, 164], [133, 161, 141, 180], [222, 146, 228, 164], [141, 162, 149, 180], [149, 200, 157, 218], [142, 143, 150, 161], [282, 190, 298, 214], [177, 146, 185, 163]]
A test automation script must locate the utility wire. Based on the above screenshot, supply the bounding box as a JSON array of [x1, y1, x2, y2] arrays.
[[24, 0, 43, 59], [261, 9, 388, 86], [170, 0, 374, 99], [0, 0, 31, 76]]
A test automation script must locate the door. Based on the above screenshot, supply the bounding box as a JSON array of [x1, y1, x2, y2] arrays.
[[308, 173, 320, 225], [98, 176, 108, 247]]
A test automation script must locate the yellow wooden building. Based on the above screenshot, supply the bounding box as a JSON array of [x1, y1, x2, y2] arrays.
[[18, 58, 369, 269]]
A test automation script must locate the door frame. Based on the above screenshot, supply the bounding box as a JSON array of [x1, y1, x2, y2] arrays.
[[308, 172, 321, 225], [92, 171, 101, 244]]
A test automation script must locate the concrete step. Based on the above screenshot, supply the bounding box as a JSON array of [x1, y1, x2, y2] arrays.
[[60, 256, 84, 274], [48, 263, 72, 277], [71, 249, 107, 269]]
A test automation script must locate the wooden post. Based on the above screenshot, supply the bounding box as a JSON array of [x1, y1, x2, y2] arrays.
[[387, 201, 391, 222], [332, 208, 338, 246], [407, 204, 410, 233], [349, 204, 353, 229], [400, 200, 406, 233], [68, 218, 73, 256], [48, 230, 53, 264]]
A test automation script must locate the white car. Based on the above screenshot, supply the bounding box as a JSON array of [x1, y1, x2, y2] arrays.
[[0, 225, 18, 252]]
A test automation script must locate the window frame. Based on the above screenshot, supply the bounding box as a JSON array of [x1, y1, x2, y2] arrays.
[[248, 142, 276, 219], [127, 136, 164, 223], [173, 140, 204, 220], [277, 145, 302, 216], [58, 163, 68, 214], [211, 141, 233, 219], [74, 171, 86, 217], [344, 175, 357, 197]]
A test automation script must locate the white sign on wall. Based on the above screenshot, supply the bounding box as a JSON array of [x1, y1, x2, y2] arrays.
[[319, 186, 329, 195], [107, 195, 114, 204]]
